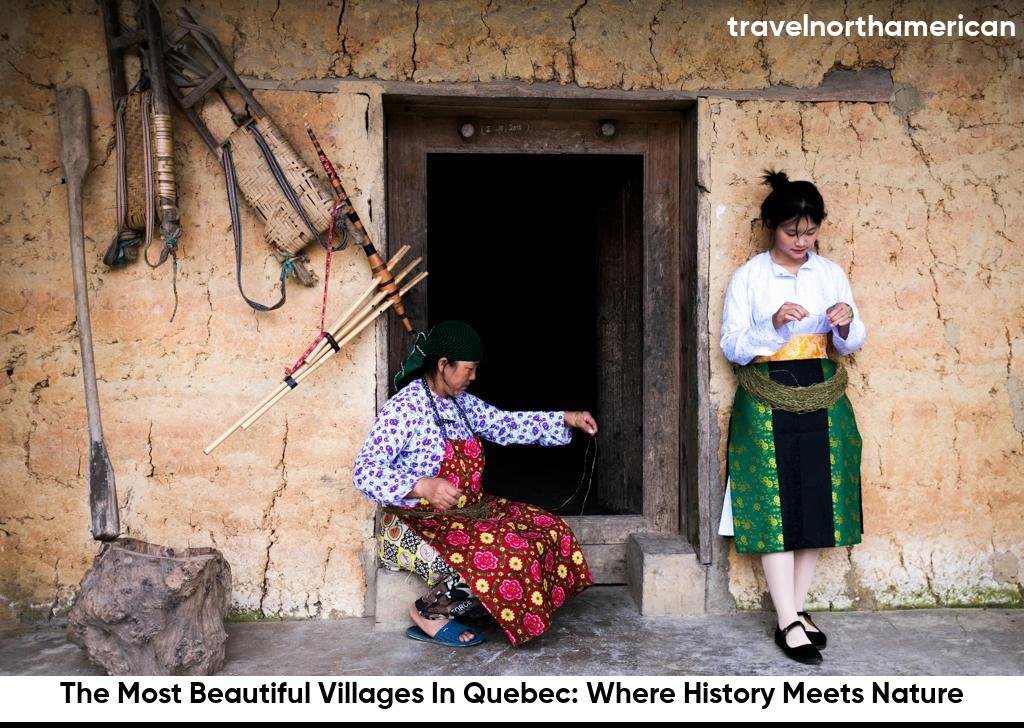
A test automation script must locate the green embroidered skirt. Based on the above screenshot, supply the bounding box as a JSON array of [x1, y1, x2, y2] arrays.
[[727, 358, 863, 554]]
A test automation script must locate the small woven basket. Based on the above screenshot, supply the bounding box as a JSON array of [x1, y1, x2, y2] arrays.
[[226, 117, 336, 256]]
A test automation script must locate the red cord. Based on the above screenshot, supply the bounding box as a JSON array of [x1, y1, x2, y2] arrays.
[[283, 198, 342, 377]]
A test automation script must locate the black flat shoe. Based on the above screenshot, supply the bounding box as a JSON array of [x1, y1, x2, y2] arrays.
[[774, 620, 823, 665], [797, 610, 827, 649]]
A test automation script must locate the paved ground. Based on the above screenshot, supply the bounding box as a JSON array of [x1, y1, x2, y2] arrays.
[[3, 587, 1021, 675]]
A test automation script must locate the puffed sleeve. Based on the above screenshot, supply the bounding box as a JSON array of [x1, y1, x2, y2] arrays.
[[352, 395, 422, 508], [720, 266, 792, 365], [830, 267, 866, 356], [457, 393, 572, 446]]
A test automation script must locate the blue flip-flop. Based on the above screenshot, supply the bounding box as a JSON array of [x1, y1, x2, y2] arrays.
[[406, 621, 485, 647]]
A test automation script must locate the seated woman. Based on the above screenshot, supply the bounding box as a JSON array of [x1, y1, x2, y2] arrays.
[[353, 321, 598, 647]]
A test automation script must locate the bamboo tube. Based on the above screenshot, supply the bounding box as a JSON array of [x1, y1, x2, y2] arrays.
[[203, 248, 411, 454], [237, 255, 421, 430], [305, 123, 413, 333], [240, 271, 428, 431]]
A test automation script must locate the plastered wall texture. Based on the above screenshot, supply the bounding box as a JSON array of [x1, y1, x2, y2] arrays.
[[0, 0, 1020, 622]]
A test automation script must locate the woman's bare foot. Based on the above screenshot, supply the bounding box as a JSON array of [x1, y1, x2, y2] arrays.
[[408, 604, 476, 643]]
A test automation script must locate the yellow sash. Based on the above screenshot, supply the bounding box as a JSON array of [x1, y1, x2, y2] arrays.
[[754, 334, 828, 363]]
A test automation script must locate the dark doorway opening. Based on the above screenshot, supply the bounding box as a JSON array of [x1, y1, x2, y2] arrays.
[[426, 153, 643, 515]]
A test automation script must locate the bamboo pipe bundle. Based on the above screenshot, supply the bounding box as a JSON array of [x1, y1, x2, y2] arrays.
[[239, 269, 428, 432], [204, 247, 424, 454], [283, 244, 411, 379], [239, 261, 423, 430]]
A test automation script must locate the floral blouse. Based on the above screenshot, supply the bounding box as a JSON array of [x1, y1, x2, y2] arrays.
[[353, 378, 572, 507]]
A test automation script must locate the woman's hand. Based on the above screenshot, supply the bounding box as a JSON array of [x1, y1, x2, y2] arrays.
[[410, 477, 462, 510], [826, 302, 854, 328], [826, 301, 853, 339], [565, 411, 598, 435], [772, 302, 810, 330]]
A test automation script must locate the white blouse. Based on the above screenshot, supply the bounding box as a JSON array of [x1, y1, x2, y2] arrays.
[[720, 250, 866, 365]]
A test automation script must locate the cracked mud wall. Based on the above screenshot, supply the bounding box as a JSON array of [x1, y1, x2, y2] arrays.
[[0, 2, 384, 621], [704, 94, 1024, 610], [1, 0, 1021, 622], [695, 3, 1024, 609]]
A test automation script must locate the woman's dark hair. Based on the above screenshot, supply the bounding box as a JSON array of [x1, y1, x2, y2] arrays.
[[422, 354, 443, 380], [759, 170, 826, 229]]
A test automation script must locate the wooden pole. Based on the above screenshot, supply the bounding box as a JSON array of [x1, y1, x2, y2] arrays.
[[58, 87, 121, 540], [199, 271, 376, 454], [305, 123, 414, 333], [98, 0, 128, 107]]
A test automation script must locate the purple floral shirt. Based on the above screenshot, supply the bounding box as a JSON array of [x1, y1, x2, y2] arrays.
[[353, 379, 572, 507]]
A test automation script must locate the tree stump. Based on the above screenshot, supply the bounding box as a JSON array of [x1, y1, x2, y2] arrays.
[[67, 538, 232, 675]]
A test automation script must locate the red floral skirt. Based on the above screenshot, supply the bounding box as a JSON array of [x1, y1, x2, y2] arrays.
[[400, 494, 593, 645]]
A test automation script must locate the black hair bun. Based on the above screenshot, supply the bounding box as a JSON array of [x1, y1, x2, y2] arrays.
[[758, 171, 825, 229], [762, 170, 789, 190]]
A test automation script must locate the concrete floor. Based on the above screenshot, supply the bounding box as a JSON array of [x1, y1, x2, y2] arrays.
[[3, 587, 1022, 675]]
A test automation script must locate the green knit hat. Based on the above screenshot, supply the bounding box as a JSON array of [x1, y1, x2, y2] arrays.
[[393, 320, 483, 391]]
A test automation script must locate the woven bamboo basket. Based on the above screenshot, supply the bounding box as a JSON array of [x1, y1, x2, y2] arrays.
[[226, 116, 337, 257]]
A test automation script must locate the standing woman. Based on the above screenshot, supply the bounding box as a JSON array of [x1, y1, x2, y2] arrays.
[[719, 171, 865, 664]]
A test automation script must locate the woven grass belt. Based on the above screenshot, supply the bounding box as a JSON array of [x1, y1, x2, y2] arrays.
[[736, 360, 848, 414], [386, 502, 490, 520]]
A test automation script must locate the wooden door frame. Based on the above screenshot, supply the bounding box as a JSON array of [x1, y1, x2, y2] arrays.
[[383, 97, 708, 563]]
